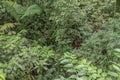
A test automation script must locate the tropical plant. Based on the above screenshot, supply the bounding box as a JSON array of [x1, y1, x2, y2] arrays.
[[0, 0, 120, 80]]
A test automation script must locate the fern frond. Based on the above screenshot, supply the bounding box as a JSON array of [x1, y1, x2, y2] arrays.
[[2, 1, 24, 21], [0, 23, 15, 32], [21, 4, 42, 19]]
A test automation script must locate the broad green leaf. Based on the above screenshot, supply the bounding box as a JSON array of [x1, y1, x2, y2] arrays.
[[0, 75, 6, 80], [114, 49, 120, 52], [67, 69, 76, 73], [101, 72, 107, 77], [113, 65, 120, 71], [69, 75, 76, 79], [108, 71, 118, 77], [60, 59, 69, 64], [114, 52, 120, 58], [64, 64, 73, 68], [98, 69, 102, 73]]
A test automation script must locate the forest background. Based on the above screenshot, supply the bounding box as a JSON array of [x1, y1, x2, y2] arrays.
[[0, 0, 120, 80]]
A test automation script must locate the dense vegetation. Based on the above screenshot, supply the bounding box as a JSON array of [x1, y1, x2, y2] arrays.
[[0, 0, 120, 80]]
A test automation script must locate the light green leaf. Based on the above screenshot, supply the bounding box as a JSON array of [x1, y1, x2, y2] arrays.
[[114, 49, 120, 52], [21, 4, 42, 19], [101, 72, 107, 77], [113, 65, 120, 71], [67, 69, 76, 73], [98, 69, 102, 73], [108, 71, 118, 77], [69, 75, 76, 79], [64, 64, 73, 68], [60, 59, 69, 64]]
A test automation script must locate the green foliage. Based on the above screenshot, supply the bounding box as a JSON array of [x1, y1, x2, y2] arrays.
[[2, 1, 24, 21], [0, 0, 120, 80], [0, 23, 15, 32], [5, 46, 55, 80], [21, 4, 42, 19], [116, 0, 120, 12], [0, 69, 6, 80]]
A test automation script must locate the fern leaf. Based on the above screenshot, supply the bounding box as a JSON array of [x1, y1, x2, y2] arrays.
[[0, 23, 15, 32], [21, 4, 42, 19], [2, 1, 24, 21]]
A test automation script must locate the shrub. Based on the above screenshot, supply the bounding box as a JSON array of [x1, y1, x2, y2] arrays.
[[0, 0, 120, 80]]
